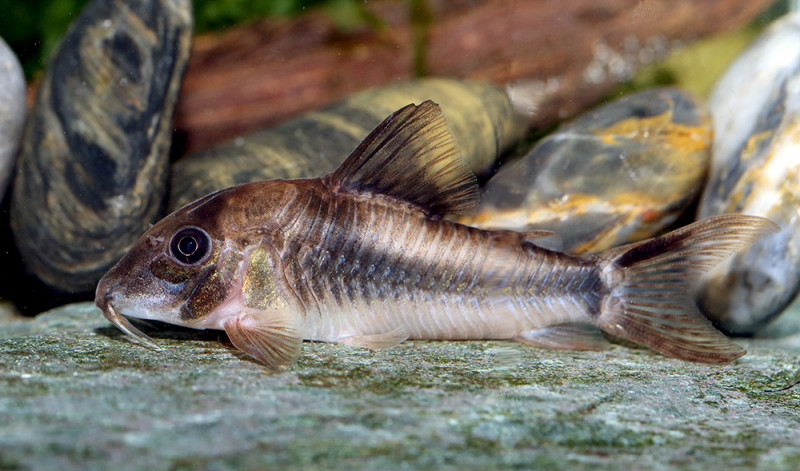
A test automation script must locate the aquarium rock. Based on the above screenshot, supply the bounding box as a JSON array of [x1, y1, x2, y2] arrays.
[[0, 37, 25, 204], [697, 13, 800, 334]]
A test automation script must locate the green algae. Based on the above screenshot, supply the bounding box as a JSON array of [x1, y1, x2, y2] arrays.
[[2, 302, 800, 470]]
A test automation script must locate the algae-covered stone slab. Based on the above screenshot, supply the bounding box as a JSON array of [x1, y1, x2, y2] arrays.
[[2, 302, 800, 470]]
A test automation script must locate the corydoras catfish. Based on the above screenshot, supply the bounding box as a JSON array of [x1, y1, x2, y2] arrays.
[[95, 101, 777, 370]]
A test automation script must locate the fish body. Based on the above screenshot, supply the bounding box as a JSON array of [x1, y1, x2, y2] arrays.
[[103, 178, 597, 340], [96, 101, 775, 369]]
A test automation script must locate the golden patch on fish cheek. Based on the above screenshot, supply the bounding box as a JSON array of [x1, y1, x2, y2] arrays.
[[242, 246, 286, 310], [179, 249, 243, 321], [182, 270, 227, 320]]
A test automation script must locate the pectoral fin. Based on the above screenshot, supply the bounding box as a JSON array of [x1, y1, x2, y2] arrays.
[[223, 311, 302, 370], [513, 324, 610, 351], [337, 328, 409, 350]]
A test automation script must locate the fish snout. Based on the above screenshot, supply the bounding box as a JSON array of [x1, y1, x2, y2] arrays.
[[94, 274, 114, 313], [95, 276, 163, 351]]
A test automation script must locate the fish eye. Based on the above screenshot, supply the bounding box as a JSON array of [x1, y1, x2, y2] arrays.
[[169, 226, 212, 266]]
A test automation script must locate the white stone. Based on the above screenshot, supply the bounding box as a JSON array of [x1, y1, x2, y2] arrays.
[[699, 13, 800, 333], [0, 37, 25, 203]]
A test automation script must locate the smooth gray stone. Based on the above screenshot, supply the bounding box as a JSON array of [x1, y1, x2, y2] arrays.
[[462, 87, 710, 254], [0, 301, 21, 323], [2, 301, 800, 470], [697, 12, 800, 334], [0, 36, 25, 203]]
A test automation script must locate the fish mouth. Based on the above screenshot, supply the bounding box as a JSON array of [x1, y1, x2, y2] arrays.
[[101, 301, 163, 351]]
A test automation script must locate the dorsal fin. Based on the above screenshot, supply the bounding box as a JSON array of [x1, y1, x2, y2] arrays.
[[326, 100, 479, 216]]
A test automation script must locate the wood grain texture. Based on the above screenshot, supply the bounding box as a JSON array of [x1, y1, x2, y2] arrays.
[[173, 0, 773, 152]]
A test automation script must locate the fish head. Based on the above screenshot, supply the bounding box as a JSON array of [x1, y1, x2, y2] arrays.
[[95, 185, 280, 345]]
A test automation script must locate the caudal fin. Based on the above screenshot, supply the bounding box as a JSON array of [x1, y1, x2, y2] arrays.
[[595, 215, 778, 363]]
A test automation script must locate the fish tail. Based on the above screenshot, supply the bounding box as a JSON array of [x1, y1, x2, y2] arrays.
[[593, 214, 778, 363]]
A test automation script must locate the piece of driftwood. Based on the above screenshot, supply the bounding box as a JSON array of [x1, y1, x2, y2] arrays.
[[174, 0, 772, 153]]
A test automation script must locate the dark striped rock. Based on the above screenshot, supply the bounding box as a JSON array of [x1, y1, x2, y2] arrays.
[[461, 87, 712, 254], [0, 37, 25, 203], [697, 13, 800, 334], [10, 0, 193, 293], [169, 78, 525, 210]]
